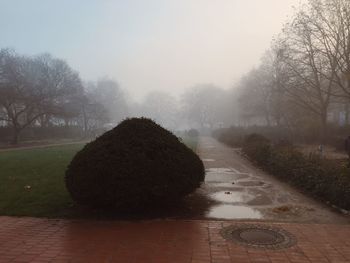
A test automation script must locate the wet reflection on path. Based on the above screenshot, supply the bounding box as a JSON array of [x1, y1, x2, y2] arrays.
[[196, 137, 349, 223], [207, 204, 262, 219]]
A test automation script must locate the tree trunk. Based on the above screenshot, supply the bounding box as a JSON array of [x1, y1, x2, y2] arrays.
[[320, 112, 328, 144], [39, 115, 45, 128], [81, 103, 88, 137], [11, 128, 20, 145], [64, 118, 69, 127], [264, 112, 271, 127], [345, 103, 349, 125]]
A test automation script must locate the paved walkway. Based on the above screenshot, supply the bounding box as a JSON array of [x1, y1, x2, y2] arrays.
[[0, 216, 350, 262], [197, 137, 349, 223]]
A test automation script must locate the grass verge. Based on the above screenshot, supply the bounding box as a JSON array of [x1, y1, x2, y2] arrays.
[[0, 144, 84, 217]]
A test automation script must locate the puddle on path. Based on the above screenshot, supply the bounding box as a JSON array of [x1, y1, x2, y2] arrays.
[[236, 181, 265, 187], [203, 159, 215, 162], [206, 204, 263, 219], [209, 183, 242, 188], [210, 191, 254, 203]]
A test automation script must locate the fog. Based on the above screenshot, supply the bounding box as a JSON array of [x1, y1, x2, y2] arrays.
[[1, 0, 301, 99], [2, 0, 350, 146]]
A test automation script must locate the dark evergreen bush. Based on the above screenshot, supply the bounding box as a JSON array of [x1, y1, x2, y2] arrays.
[[65, 118, 205, 210]]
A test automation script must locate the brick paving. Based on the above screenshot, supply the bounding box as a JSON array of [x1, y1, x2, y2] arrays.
[[0, 216, 350, 262]]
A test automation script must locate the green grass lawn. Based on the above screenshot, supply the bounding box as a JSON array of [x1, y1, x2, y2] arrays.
[[0, 144, 84, 217], [0, 137, 200, 218]]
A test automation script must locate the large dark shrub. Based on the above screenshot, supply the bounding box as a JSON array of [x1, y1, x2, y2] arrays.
[[65, 118, 205, 210]]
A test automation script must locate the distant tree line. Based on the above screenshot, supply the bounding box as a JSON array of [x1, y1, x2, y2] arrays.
[[236, 0, 350, 142], [0, 47, 235, 145], [130, 85, 236, 132], [0, 49, 128, 144]]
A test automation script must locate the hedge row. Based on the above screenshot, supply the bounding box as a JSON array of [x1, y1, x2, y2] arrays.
[[242, 134, 350, 211], [213, 125, 350, 150], [212, 127, 246, 147]]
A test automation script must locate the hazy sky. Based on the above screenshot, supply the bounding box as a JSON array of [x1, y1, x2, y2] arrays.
[[0, 0, 303, 99]]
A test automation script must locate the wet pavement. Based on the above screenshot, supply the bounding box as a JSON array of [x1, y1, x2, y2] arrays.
[[1, 216, 350, 263], [192, 137, 350, 223]]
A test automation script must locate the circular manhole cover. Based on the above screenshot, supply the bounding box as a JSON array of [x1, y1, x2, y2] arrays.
[[221, 224, 296, 249]]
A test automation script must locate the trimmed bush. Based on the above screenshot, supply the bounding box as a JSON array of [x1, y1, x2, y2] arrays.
[[65, 118, 205, 210]]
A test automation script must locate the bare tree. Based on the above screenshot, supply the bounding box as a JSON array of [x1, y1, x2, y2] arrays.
[[238, 67, 274, 126], [0, 49, 83, 144], [181, 84, 226, 129], [91, 78, 128, 124], [81, 85, 110, 134], [277, 7, 339, 140], [233, 0, 350, 140], [0, 49, 42, 144], [305, 0, 350, 98], [31, 53, 83, 127], [141, 91, 179, 130]]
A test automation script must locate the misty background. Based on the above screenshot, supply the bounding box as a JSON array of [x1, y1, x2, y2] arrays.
[[1, 0, 350, 147], [1, 0, 300, 98]]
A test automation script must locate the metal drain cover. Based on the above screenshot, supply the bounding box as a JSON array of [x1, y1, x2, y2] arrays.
[[221, 224, 296, 249]]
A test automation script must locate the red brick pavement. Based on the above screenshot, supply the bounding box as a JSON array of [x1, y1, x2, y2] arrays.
[[0, 216, 349, 263]]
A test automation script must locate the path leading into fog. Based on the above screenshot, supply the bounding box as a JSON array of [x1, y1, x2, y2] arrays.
[[196, 136, 349, 223]]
